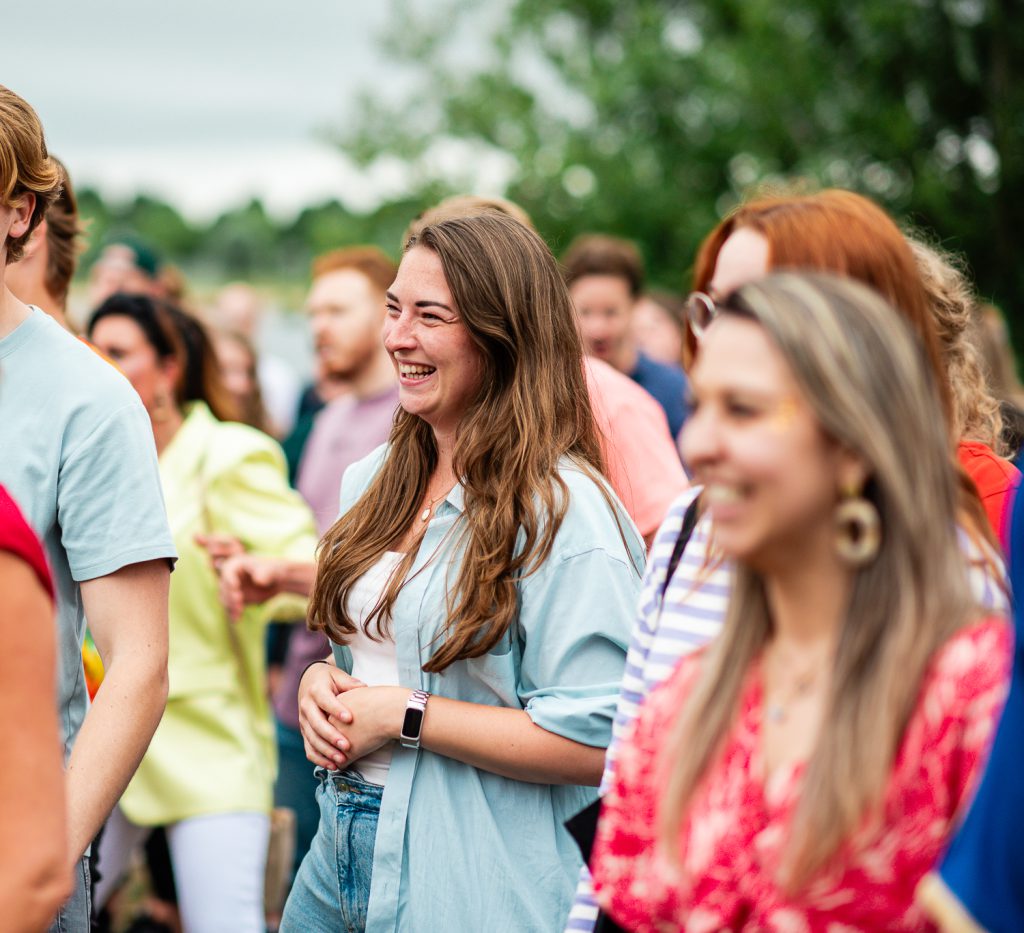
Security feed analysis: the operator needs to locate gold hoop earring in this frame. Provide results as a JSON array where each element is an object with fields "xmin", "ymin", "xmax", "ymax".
[{"xmin": 834, "ymin": 487, "xmax": 880, "ymax": 566}]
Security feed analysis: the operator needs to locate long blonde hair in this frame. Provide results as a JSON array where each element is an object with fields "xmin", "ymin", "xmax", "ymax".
[
  {"xmin": 660, "ymin": 273, "xmax": 979, "ymax": 889},
  {"xmin": 310, "ymin": 212, "xmax": 624, "ymax": 672}
]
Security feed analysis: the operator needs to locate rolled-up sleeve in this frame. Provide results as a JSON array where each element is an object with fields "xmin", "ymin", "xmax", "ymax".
[{"xmin": 517, "ymin": 546, "xmax": 639, "ymax": 747}]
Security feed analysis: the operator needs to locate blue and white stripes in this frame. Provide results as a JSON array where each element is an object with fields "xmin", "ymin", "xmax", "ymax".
[{"xmin": 566, "ymin": 485, "xmax": 730, "ymax": 931}]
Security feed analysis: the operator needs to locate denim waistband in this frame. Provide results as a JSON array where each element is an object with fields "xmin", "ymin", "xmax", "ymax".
[{"xmin": 315, "ymin": 767, "xmax": 384, "ymax": 806}]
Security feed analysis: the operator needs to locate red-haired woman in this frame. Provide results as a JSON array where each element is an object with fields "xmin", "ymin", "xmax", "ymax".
[{"xmin": 686, "ymin": 188, "xmax": 1017, "ymax": 548}]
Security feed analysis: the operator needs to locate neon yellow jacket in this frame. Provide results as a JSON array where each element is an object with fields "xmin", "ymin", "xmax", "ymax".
[{"xmin": 120, "ymin": 402, "xmax": 317, "ymax": 825}]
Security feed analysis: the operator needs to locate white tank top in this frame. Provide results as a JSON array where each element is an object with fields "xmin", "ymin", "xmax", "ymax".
[{"xmin": 344, "ymin": 551, "xmax": 403, "ymax": 785}]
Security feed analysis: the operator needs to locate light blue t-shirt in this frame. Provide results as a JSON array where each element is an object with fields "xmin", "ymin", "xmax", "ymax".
[
  {"xmin": 330, "ymin": 444, "xmax": 645, "ymax": 933},
  {"xmin": 0, "ymin": 307, "xmax": 176, "ymax": 757}
]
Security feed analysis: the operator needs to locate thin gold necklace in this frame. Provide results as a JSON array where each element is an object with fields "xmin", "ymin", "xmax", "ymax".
[
  {"xmin": 763, "ymin": 652, "xmax": 825, "ymax": 724},
  {"xmin": 419, "ymin": 486, "xmax": 454, "ymax": 523}
]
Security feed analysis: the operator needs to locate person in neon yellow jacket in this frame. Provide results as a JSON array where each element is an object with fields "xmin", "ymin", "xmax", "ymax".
[{"xmin": 87, "ymin": 293, "xmax": 317, "ymax": 933}]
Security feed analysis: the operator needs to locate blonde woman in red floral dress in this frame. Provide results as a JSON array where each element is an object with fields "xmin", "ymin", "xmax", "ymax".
[{"xmin": 591, "ymin": 274, "xmax": 1010, "ymax": 932}]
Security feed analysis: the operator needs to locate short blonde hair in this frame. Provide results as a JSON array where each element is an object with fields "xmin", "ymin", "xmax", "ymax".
[
  {"xmin": 0, "ymin": 85, "xmax": 61, "ymax": 263},
  {"xmin": 402, "ymin": 195, "xmax": 534, "ymax": 250}
]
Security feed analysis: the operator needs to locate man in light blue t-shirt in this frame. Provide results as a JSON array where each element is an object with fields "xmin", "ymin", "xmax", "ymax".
[{"xmin": 0, "ymin": 85, "xmax": 176, "ymax": 933}]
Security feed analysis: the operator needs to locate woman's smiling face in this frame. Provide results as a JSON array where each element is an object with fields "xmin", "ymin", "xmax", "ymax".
[
  {"xmin": 383, "ymin": 246, "xmax": 484, "ymax": 440},
  {"xmin": 682, "ymin": 314, "xmax": 848, "ymax": 572}
]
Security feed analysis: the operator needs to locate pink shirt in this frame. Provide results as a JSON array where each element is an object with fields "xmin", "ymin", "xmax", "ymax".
[
  {"xmin": 592, "ymin": 617, "xmax": 1011, "ymax": 932},
  {"xmin": 585, "ymin": 357, "xmax": 687, "ymax": 539}
]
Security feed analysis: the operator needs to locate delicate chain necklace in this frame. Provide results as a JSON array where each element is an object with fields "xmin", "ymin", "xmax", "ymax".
[
  {"xmin": 763, "ymin": 652, "xmax": 825, "ymax": 724},
  {"xmin": 419, "ymin": 486, "xmax": 454, "ymax": 523}
]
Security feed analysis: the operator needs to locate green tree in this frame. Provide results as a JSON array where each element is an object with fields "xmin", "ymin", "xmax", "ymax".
[
  {"xmin": 201, "ymin": 198, "xmax": 281, "ymax": 280},
  {"xmin": 339, "ymin": 0, "xmax": 1024, "ymax": 320}
]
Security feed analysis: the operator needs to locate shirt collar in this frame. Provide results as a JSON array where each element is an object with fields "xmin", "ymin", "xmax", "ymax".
[{"xmin": 443, "ymin": 480, "xmax": 466, "ymax": 515}]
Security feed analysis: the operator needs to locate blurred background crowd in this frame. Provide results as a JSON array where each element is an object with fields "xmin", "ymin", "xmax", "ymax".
[{"xmin": 5, "ymin": 1, "xmax": 1024, "ymax": 932}]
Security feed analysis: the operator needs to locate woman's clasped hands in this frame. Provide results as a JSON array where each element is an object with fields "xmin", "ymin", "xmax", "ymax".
[{"xmin": 297, "ymin": 661, "xmax": 412, "ymax": 770}]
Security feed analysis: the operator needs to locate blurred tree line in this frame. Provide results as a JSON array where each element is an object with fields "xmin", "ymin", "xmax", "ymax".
[
  {"xmin": 75, "ymin": 188, "xmax": 442, "ymax": 288},
  {"xmin": 79, "ymin": 0, "xmax": 1023, "ymax": 326},
  {"xmin": 339, "ymin": 0, "xmax": 1023, "ymax": 318}
]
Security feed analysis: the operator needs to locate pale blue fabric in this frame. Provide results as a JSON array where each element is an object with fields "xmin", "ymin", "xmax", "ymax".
[
  {"xmin": 319, "ymin": 444, "xmax": 643, "ymax": 933},
  {"xmin": 0, "ymin": 308, "xmax": 175, "ymax": 762}
]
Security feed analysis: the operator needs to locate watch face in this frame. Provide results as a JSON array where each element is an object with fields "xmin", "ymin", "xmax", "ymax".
[{"xmin": 402, "ymin": 707, "xmax": 425, "ymax": 739}]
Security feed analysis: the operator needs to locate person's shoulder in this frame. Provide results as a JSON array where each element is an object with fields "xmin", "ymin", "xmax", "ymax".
[
  {"xmin": 339, "ymin": 443, "xmax": 390, "ymax": 506},
  {"xmin": 20, "ymin": 326, "xmax": 150, "ymax": 452},
  {"xmin": 957, "ymin": 440, "xmax": 1019, "ymax": 485},
  {"xmin": 37, "ymin": 323, "xmax": 139, "ymax": 404},
  {"xmin": 0, "ymin": 485, "xmax": 53, "ymax": 597},
  {"xmin": 932, "ymin": 616, "xmax": 1011, "ymax": 676},
  {"xmin": 554, "ymin": 459, "xmax": 645, "ymax": 562},
  {"xmin": 20, "ymin": 314, "xmax": 114, "ymax": 379},
  {"xmin": 557, "ymin": 458, "xmax": 623, "ymax": 513},
  {"xmin": 587, "ymin": 355, "xmax": 672, "ymax": 421},
  {"xmin": 0, "ymin": 485, "xmax": 37, "ymax": 549},
  {"xmin": 312, "ymin": 392, "xmax": 358, "ymax": 429},
  {"xmin": 925, "ymin": 616, "xmax": 1012, "ymax": 711},
  {"xmin": 206, "ymin": 416, "xmax": 287, "ymax": 469},
  {"xmin": 638, "ymin": 644, "xmax": 707, "ymax": 729},
  {"xmin": 651, "ymin": 486, "xmax": 703, "ymax": 545},
  {"xmin": 634, "ymin": 352, "xmax": 687, "ymax": 389}
]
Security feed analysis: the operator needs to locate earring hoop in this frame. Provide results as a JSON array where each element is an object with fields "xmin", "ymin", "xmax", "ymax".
[{"xmin": 834, "ymin": 487, "xmax": 880, "ymax": 566}]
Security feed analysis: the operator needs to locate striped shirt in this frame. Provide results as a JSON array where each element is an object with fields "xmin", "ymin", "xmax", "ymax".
[
  {"xmin": 566, "ymin": 486, "xmax": 725, "ymax": 931},
  {"xmin": 565, "ymin": 486, "xmax": 1009, "ymax": 932}
]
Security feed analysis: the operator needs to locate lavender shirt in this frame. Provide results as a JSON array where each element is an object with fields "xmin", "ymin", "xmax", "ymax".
[{"xmin": 271, "ymin": 386, "xmax": 399, "ymax": 728}]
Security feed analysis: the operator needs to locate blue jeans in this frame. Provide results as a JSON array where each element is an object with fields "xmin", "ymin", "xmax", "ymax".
[
  {"xmin": 47, "ymin": 854, "xmax": 90, "ymax": 933},
  {"xmin": 280, "ymin": 769, "xmax": 382, "ymax": 933}
]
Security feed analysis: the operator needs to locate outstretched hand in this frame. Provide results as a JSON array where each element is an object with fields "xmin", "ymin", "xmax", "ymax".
[
  {"xmin": 194, "ymin": 533, "xmax": 245, "ymax": 572},
  {"xmin": 216, "ymin": 553, "xmax": 287, "ymax": 621}
]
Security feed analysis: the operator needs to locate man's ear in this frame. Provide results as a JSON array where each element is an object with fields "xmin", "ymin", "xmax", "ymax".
[
  {"xmin": 19, "ymin": 218, "xmax": 47, "ymax": 259},
  {"xmin": 8, "ymin": 192, "xmax": 36, "ymax": 240}
]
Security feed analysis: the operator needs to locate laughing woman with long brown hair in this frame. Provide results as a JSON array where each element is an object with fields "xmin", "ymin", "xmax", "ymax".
[{"xmin": 279, "ymin": 212, "xmax": 644, "ymax": 932}]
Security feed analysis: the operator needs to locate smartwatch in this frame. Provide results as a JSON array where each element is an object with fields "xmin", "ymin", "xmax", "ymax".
[{"xmin": 400, "ymin": 690, "xmax": 431, "ymax": 749}]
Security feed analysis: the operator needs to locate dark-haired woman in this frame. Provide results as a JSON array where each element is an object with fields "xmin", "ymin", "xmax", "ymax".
[
  {"xmin": 278, "ymin": 213, "xmax": 643, "ymax": 932},
  {"xmin": 87, "ymin": 295, "xmax": 317, "ymax": 933}
]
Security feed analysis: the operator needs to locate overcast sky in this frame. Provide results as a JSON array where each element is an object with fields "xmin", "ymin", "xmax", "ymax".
[{"xmin": 6, "ymin": 0, "xmax": 427, "ymax": 219}]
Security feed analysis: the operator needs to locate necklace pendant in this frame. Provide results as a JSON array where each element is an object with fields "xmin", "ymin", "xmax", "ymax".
[{"xmin": 420, "ymin": 507, "xmax": 431, "ymax": 523}]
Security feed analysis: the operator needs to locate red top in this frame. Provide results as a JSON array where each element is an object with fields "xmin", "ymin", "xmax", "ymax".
[
  {"xmin": 0, "ymin": 485, "xmax": 54, "ymax": 599},
  {"xmin": 592, "ymin": 617, "xmax": 1011, "ymax": 932},
  {"xmin": 958, "ymin": 440, "xmax": 1019, "ymax": 549}
]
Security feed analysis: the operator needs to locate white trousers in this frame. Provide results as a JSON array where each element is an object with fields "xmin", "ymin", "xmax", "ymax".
[{"xmin": 95, "ymin": 806, "xmax": 269, "ymax": 933}]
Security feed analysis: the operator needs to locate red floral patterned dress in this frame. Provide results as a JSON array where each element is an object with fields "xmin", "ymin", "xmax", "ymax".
[{"xmin": 592, "ymin": 617, "xmax": 1011, "ymax": 932}]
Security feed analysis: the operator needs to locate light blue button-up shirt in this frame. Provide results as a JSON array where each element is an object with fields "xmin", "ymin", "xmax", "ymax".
[{"xmin": 330, "ymin": 445, "xmax": 645, "ymax": 932}]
